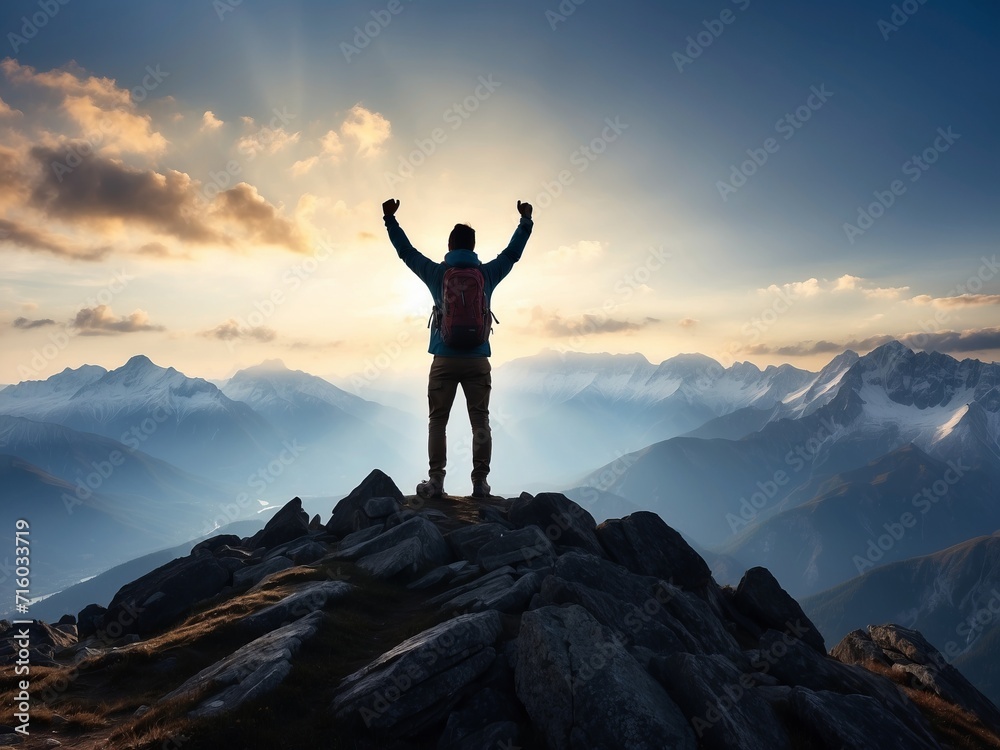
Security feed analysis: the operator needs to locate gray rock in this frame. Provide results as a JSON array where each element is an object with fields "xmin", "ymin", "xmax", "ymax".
[
  {"xmin": 733, "ymin": 567, "xmax": 825, "ymax": 653},
  {"xmin": 233, "ymin": 556, "xmax": 295, "ymax": 589},
  {"xmin": 337, "ymin": 523, "xmax": 385, "ymax": 550},
  {"xmin": 162, "ymin": 610, "xmax": 325, "ymax": 717},
  {"xmin": 514, "ymin": 604, "xmax": 696, "ymax": 750},
  {"xmin": 427, "ymin": 566, "xmax": 516, "ymax": 607},
  {"xmin": 250, "ymin": 496, "xmax": 310, "ymax": 551},
  {"xmin": 364, "ymin": 496, "xmax": 402, "ymax": 519},
  {"xmin": 508, "ymin": 492, "xmax": 604, "ymax": 557},
  {"xmin": 266, "ymin": 538, "xmax": 328, "ymax": 565},
  {"xmin": 337, "ymin": 517, "xmax": 451, "ymax": 573},
  {"xmin": 438, "ymin": 687, "xmax": 524, "ymax": 750},
  {"xmin": 327, "ymin": 469, "xmax": 405, "ymax": 538},
  {"xmin": 241, "ymin": 581, "xmax": 353, "ymax": 635},
  {"xmin": 757, "ymin": 629, "xmax": 940, "ymax": 746},
  {"xmin": 789, "ymin": 688, "xmax": 942, "ymax": 750},
  {"xmin": 332, "ymin": 610, "xmax": 503, "ymax": 736},
  {"xmin": 830, "ymin": 628, "xmax": 892, "ymax": 668},
  {"xmin": 406, "ymin": 561, "xmax": 472, "ymax": 591},
  {"xmin": 77, "ymin": 604, "xmax": 106, "ymax": 639},
  {"xmin": 356, "ymin": 536, "xmax": 451, "ymax": 582},
  {"xmin": 476, "ymin": 526, "xmax": 554, "ymax": 571},
  {"xmin": 865, "ymin": 624, "xmax": 1000, "ymax": 732},
  {"xmin": 445, "ymin": 523, "xmax": 507, "ymax": 563},
  {"xmin": 650, "ymin": 652, "xmax": 792, "ymax": 750},
  {"xmin": 596, "ymin": 511, "xmax": 712, "ymax": 591},
  {"xmin": 192, "ymin": 534, "xmax": 242, "ymax": 556},
  {"xmin": 104, "ymin": 554, "xmax": 231, "ymax": 636}
]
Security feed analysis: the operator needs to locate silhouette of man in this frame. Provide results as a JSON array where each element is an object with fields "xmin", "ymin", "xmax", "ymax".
[{"xmin": 382, "ymin": 198, "xmax": 533, "ymax": 499}]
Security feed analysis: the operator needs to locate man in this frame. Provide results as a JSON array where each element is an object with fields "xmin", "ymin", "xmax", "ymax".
[{"xmin": 382, "ymin": 198, "xmax": 533, "ymax": 499}]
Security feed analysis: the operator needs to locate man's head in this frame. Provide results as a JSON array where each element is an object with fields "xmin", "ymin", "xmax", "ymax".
[{"xmin": 448, "ymin": 224, "xmax": 475, "ymax": 251}]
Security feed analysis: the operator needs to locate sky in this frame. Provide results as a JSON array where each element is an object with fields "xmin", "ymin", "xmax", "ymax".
[{"xmin": 1, "ymin": 0, "xmax": 998, "ymax": 387}]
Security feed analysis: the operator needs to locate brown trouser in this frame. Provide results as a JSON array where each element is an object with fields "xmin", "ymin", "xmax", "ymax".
[{"xmin": 427, "ymin": 355, "xmax": 491, "ymax": 483}]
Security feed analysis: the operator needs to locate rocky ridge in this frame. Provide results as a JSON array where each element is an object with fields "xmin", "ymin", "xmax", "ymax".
[{"xmin": 1, "ymin": 468, "xmax": 999, "ymax": 749}]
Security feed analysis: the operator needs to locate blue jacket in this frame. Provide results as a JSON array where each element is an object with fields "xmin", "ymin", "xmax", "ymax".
[{"xmin": 385, "ymin": 214, "xmax": 533, "ymax": 357}]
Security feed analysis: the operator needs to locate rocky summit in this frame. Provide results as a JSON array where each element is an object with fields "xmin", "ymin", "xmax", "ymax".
[{"xmin": 2, "ymin": 469, "xmax": 1000, "ymax": 749}]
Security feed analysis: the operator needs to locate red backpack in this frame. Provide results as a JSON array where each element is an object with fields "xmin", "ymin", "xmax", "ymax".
[{"xmin": 435, "ymin": 267, "xmax": 497, "ymax": 348}]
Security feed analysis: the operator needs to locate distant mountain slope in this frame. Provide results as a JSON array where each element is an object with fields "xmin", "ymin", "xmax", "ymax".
[
  {"xmin": 719, "ymin": 443, "xmax": 999, "ymax": 596},
  {"xmin": 584, "ymin": 342, "xmax": 1000, "ymax": 548},
  {"xmin": 802, "ymin": 533, "xmax": 1000, "ymax": 706},
  {"xmin": 0, "ymin": 355, "xmax": 284, "ymax": 482},
  {"xmin": 0, "ymin": 454, "xmax": 207, "ymax": 609},
  {"xmin": 26, "ymin": 519, "xmax": 263, "ymax": 623}
]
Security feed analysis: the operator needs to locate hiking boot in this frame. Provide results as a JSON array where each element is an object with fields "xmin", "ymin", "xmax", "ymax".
[
  {"xmin": 416, "ymin": 478, "xmax": 444, "ymax": 499},
  {"xmin": 471, "ymin": 479, "xmax": 491, "ymax": 499}
]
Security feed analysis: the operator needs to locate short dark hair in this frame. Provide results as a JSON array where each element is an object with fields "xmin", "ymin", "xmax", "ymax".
[{"xmin": 448, "ymin": 224, "xmax": 475, "ymax": 251}]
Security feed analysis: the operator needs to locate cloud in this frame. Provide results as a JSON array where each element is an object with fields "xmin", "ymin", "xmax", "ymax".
[
  {"xmin": 236, "ymin": 121, "xmax": 299, "ymax": 158},
  {"xmin": 911, "ymin": 294, "xmax": 1000, "ymax": 307},
  {"xmin": 0, "ymin": 96, "xmax": 22, "ymax": 118},
  {"xmin": 739, "ymin": 328, "xmax": 1000, "ymax": 357},
  {"xmin": 213, "ymin": 183, "xmax": 309, "ymax": 253},
  {"xmin": 290, "ymin": 156, "xmax": 319, "ymax": 176},
  {"xmin": 0, "ymin": 217, "xmax": 110, "ymax": 260},
  {"xmin": 25, "ymin": 148, "xmax": 307, "ymax": 253},
  {"xmin": 201, "ymin": 111, "xmax": 224, "ymax": 131},
  {"xmin": 2, "ymin": 59, "xmax": 167, "ymax": 156},
  {"xmin": 12, "ymin": 317, "xmax": 55, "ymax": 329},
  {"xmin": 201, "ymin": 319, "xmax": 276, "ymax": 342},
  {"xmin": 340, "ymin": 105, "xmax": 391, "ymax": 156},
  {"xmin": 531, "ymin": 306, "xmax": 659, "ymax": 337},
  {"xmin": 678, "ymin": 317, "xmax": 699, "ymax": 328},
  {"xmin": 136, "ymin": 241, "xmax": 191, "ymax": 260},
  {"xmin": 759, "ymin": 278, "xmax": 821, "ymax": 298},
  {"xmin": 29, "ymin": 144, "xmax": 219, "ymax": 242},
  {"xmin": 72, "ymin": 305, "xmax": 165, "ymax": 335}
]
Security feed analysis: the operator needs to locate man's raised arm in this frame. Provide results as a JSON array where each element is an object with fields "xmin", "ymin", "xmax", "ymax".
[
  {"xmin": 483, "ymin": 200, "xmax": 533, "ymax": 285},
  {"xmin": 382, "ymin": 198, "xmax": 435, "ymax": 281}
]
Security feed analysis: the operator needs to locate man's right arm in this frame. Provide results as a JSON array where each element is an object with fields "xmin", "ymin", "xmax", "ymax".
[
  {"xmin": 483, "ymin": 201, "xmax": 533, "ymax": 285},
  {"xmin": 383, "ymin": 199, "xmax": 436, "ymax": 282}
]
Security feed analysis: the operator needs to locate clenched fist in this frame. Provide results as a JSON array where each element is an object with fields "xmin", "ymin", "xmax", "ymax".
[
  {"xmin": 517, "ymin": 200, "xmax": 532, "ymax": 218},
  {"xmin": 382, "ymin": 198, "xmax": 400, "ymax": 217}
]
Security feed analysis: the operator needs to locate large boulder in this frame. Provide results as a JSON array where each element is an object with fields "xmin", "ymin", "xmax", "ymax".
[
  {"xmin": 476, "ymin": 526, "xmax": 555, "ymax": 571},
  {"xmin": 507, "ymin": 492, "xmax": 604, "ymax": 558},
  {"xmin": 857, "ymin": 624, "xmax": 1000, "ymax": 733},
  {"xmin": 336, "ymin": 516, "xmax": 452, "ymax": 581},
  {"xmin": 104, "ymin": 553, "xmax": 231, "ymax": 636},
  {"xmin": 596, "ymin": 511, "xmax": 712, "ymax": 591},
  {"xmin": 732, "ymin": 567, "xmax": 825, "ymax": 653},
  {"xmin": 788, "ymin": 688, "xmax": 941, "ymax": 750},
  {"xmin": 240, "ymin": 581, "xmax": 353, "ymax": 635},
  {"xmin": 162, "ymin": 610, "xmax": 325, "ymax": 718},
  {"xmin": 332, "ymin": 610, "xmax": 503, "ymax": 736},
  {"xmin": 250, "ymin": 497, "xmax": 310, "ymax": 551},
  {"xmin": 77, "ymin": 603, "xmax": 108, "ymax": 639},
  {"xmin": 650, "ymin": 652, "xmax": 792, "ymax": 750},
  {"xmin": 514, "ymin": 604, "xmax": 696, "ymax": 750},
  {"xmin": 327, "ymin": 469, "xmax": 405, "ymax": 538}
]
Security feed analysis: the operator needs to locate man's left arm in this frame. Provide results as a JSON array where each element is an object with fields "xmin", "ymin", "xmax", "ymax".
[{"xmin": 483, "ymin": 201, "xmax": 533, "ymax": 285}]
